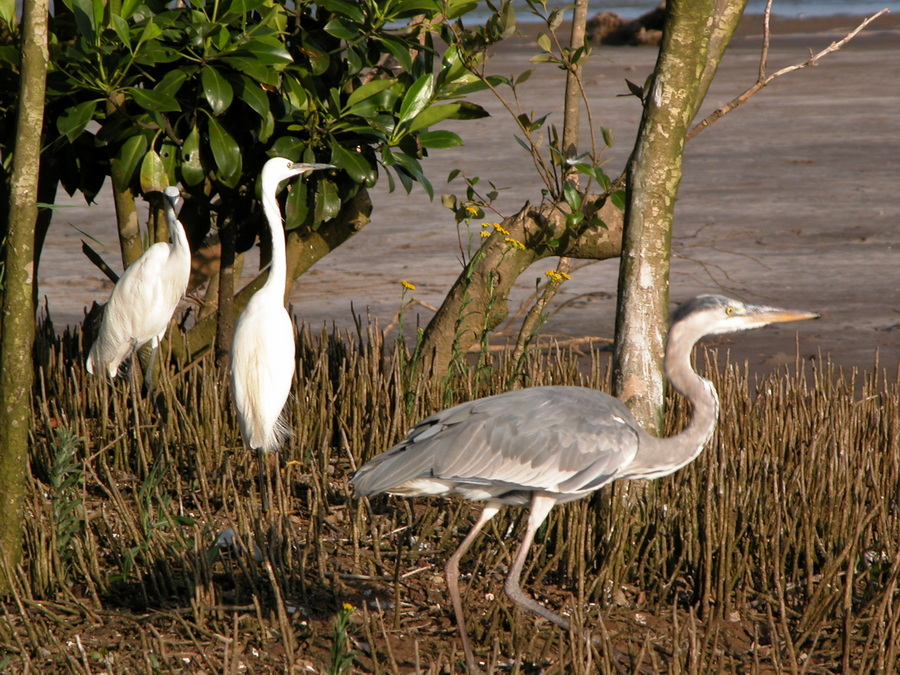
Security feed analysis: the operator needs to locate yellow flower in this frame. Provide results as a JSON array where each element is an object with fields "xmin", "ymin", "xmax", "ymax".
[
  {"xmin": 504, "ymin": 237, "xmax": 526, "ymax": 250},
  {"xmin": 493, "ymin": 224, "xmax": 510, "ymax": 236},
  {"xmin": 465, "ymin": 205, "xmax": 479, "ymax": 215},
  {"xmin": 342, "ymin": 602, "xmax": 355, "ymax": 612},
  {"xmin": 479, "ymin": 231, "xmax": 491, "ymax": 238},
  {"xmin": 401, "ymin": 280, "xmax": 416, "ymax": 291},
  {"xmin": 546, "ymin": 270, "xmax": 571, "ymax": 282},
  {"xmin": 545, "ymin": 269, "xmax": 571, "ymax": 283},
  {"xmin": 480, "ymin": 222, "xmax": 491, "ymax": 228}
]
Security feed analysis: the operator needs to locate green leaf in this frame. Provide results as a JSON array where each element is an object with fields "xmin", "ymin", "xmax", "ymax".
[
  {"xmin": 155, "ymin": 69, "xmax": 187, "ymax": 97},
  {"xmin": 180, "ymin": 126, "xmax": 205, "ymax": 187},
  {"xmin": 624, "ymin": 79, "xmax": 644, "ymax": 99},
  {"xmin": 417, "ymin": 130, "xmax": 464, "ymax": 149},
  {"xmin": 407, "ymin": 103, "xmax": 460, "ymax": 134},
  {"xmin": 601, "ymin": 126, "xmax": 614, "ymax": 148},
  {"xmin": 219, "ymin": 55, "xmax": 278, "ymax": 86},
  {"xmin": 447, "ymin": 101, "xmax": 489, "ymax": 121},
  {"xmin": 207, "ymin": 116, "xmax": 241, "ymax": 187},
  {"xmin": 398, "ymin": 74, "xmax": 434, "ymax": 124},
  {"xmin": 284, "ymin": 179, "xmax": 309, "ymax": 230},
  {"xmin": 111, "ymin": 14, "xmax": 130, "ymax": 48},
  {"xmin": 377, "ymin": 34, "xmax": 414, "ymax": 72},
  {"xmin": 317, "ymin": 0, "xmax": 364, "ymax": 21},
  {"xmin": 610, "ymin": 190, "xmax": 627, "ymax": 211},
  {"xmin": 392, "ymin": 153, "xmax": 432, "ymax": 199},
  {"xmin": 346, "ymin": 79, "xmax": 395, "ymax": 110},
  {"xmin": 324, "ymin": 17, "xmax": 360, "ymax": 41},
  {"xmin": 270, "ymin": 136, "xmax": 306, "ymax": 159},
  {"xmin": 233, "ymin": 40, "xmax": 291, "ymax": 67},
  {"xmin": 171, "ymin": 514, "xmax": 197, "ymax": 526},
  {"xmin": 234, "ymin": 75, "xmax": 270, "ymax": 119},
  {"xmin": 57, "ymin": 100, "xmax": 97, "ymax": 143},
  {"xmin": 444, "ymin": 0, "xmax": 478, "ymax": 20},
  {"xmin": 565, "ymin": 211, "xmax": 585, "ymax": 229},
  {"xmin": 119, "ymin": 0, "xmax": 142, "ymax": 20},
  {"xmin": 298, "ymin": 40, "xmax": 330, "ymax": 76},
  {"xmin": 314, "ymin": 178, "xmax": 341, "ymax": 222},
  {"xmin": 201, "ymin": 66, "xmax": 234, "ymax": 116},
  {"xmin": 563, "ymin": 180, "xmax": 582, "ymax": 211},
  {"xmin": 111, "ymin": 134, "xmax": 148, "ymax": 192},
  {"xmin": 329, "ymin": 139, "xmax": 375, "ymax": 184},
  {"xmin": 283, "ymin": 77, "xmax": 309, "ymax": 112},
  {"xmin": 129, "ymin": 88, "xmax": 180, "ymax": 113},
  {"xmin": 0, "ymin": 0, "xmax": 16, "ymax": 28},
  {"xmin": 537, "ymin": 33, "xmax": 552, "ymax": 53},
  {"xmin": 140, "ymin": 149, "xmax": 168, "ymax": 193},
  {"xmin": 65, "ymin": 0, "xmax": 96, "ymax": 45},
  {"xmin": 158, "ymin": 139, "xmax": 178, "ymax": 184},
  {"xmin": 135, "ymin": 20, "xmax": 162, "ymax": 51}
]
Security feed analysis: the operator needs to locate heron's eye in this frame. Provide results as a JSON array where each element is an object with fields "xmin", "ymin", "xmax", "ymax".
[{"xmin": 725, "ymin": 306, "xmax": 735, "ymax": 316}]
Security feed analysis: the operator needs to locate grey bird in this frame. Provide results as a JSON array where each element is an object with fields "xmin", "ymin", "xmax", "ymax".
[{"xmin": 351, "ymin": 295, "xmax": 819, "ymax": 673}]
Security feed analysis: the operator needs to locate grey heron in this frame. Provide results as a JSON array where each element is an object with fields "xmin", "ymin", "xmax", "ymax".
[
  {"xmin": 87, "ymin": 186, "xmax": 190, "ymax": 385},
  {"xmin": 351, "ymin": 294, "xmax": 818, "ymax": 672},
  {"xmin": 230, "ymin": 158, "xmax": 333, "ymax": 511}
]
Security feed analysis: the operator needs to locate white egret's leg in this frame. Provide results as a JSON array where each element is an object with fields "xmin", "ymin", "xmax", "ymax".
[
  {"xmin": 445, "ymin": 502, "xmax": 501, "ymax": 675},
  {"xmin": 144, "ymin": 335, "xmax": 161, "ymax": 392},
  {"xmin": 257, "ymin": 448, "xmax": 272, "ymax": 513}
]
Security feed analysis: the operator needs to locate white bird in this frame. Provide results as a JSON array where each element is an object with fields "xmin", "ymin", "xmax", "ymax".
[
  {"xmin": 351, "ymin": 295, "xmax": 818, "ymax": 673},
  {"xmin": 230, "ymin": 158, "xmax": 333, "ymax": 511},
  {"xmin": 87, "ymin": 186, "xmax": 190, "ymax": 383}
]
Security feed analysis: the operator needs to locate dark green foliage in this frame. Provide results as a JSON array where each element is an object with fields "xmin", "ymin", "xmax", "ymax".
[{"xmin": 0, "ymin": 0, "xmax": 490, "ymax": 256}]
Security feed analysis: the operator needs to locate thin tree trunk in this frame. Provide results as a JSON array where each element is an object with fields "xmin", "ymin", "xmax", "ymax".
[
  {"xmin": 107, "ymin": 93, "xmax": 145, "ymax": 268},
  {"xmin": 561, "ymin": 0, "xmax": 589, "ymax": 160},
  {"xmin": 215, "ymin": 214, "xmax": 237, "ymax": 368},
  {"xmin": 0, "ymin": 0, "xmax": 49, "ymax": 588},
  {"xmin": 613, "ymin": 0, "xmax": 746, "ymax": 434}
]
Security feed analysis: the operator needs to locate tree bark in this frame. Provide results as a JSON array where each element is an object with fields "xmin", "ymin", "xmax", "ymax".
[
  {"xmin": 613, "ymin": 0, "xmax": 746, "ymax": 434},
  {"xmin": 416, "ymin": 196, "xmax": 623, "ymax": 380},
  {"xmin": 0, "ymin": 0, "xmax": 49, "ymax": 588},
  {"xmin": 215, "ymin": 214, "xmax": 237, "ymax": 368}
]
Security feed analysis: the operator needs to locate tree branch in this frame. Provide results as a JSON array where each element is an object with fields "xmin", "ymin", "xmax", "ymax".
[{"xmin": 687, "ymin": 9, "xmax": 890, "ymax": 141}]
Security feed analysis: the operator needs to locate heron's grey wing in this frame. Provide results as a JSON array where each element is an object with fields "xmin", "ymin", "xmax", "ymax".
[{"xmin": 351, "ymin": 386, "xmax": 642, "ymax": 498}]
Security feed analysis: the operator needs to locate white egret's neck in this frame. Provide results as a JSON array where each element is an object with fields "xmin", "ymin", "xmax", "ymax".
[
  {"xmin": 260, "ymin": 175, "xmax": 289, "ymax": 298},
  {"xmin": 163, "ymin": 197, "xmax": 190, "ymax": 256}
]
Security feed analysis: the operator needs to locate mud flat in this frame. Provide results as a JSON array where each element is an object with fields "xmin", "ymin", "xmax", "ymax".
[{"xmin": 41, "ymin": 12, "xmax": 900, "ymax": 374}]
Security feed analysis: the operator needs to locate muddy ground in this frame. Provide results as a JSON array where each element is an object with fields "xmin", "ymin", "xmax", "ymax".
[{"xmin": 39, "ymin": 12, "xmax": 900, "ymax": 375}]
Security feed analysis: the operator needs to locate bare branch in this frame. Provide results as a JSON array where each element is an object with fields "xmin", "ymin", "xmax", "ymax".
[{"xmin": 687, "ymin": 9, "xmax": 890, "ymax": 141}]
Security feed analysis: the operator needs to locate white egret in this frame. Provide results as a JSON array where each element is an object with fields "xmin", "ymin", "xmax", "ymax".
[
  {"xmin": 352, "ymin": 295, "xmax": 818, "ymax": 673},
  {"xmin": 87, "ymin": 186, "xmax": 190, "ymax": 384},
  {"xmin": 230, "ymin": 158, "xmax": 333, "ymax": 511}
]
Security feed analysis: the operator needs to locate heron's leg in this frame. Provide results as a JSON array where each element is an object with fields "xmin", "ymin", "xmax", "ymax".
[
  {"xmin": 503, "ymin": 494, "xmax": 570, "ymax": 631},
  {"xmin": 446, "ymin": 502, "xmax": 501, "ymax": 675}
]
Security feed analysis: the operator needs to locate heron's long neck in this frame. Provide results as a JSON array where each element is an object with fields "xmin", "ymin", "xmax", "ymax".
[
  {"xmin": 261, "ymin": 181, "xmax": 287, "ymax": 299},
  {"xmin": 628, "ymin": 323, "xmax": 719, "ymax": 480}
]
